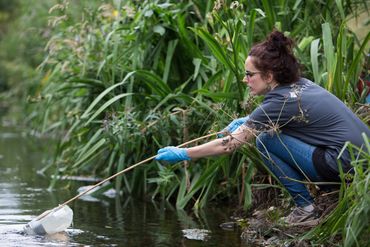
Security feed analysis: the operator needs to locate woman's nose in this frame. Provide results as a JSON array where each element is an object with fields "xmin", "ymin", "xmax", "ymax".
[{"xmin": 242, "ymin": 76, "xmax": 249, "ymax": 83}]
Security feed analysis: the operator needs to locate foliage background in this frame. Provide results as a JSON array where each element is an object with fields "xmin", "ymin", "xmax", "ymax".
[{"xmin": 0, "ymin": 0, "xmax": 369, "ymax": 245}]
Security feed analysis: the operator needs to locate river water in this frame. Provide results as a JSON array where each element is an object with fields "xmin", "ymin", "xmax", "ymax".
[{"xmin": 0, "ymin": 125, "xmax": 248, "ymax": 246}]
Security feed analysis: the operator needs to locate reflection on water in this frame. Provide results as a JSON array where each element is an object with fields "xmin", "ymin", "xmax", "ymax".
[{"xmin": 0, "ymin": 126, "xmax": 247, "ymax": 246}]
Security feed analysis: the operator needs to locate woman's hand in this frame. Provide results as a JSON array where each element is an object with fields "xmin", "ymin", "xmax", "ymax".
[
  {"xmin": 155, "ymin": 146, "xmax": 190, "ymax": 163},
  {"xmin": 218, "ymin": 116, "xmax": 249, "ymax": 137}
]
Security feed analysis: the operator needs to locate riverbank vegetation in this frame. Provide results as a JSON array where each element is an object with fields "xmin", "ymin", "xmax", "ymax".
[{"xmin": 1, "ymin": 0, "xmax": 369, "ymax": 245}]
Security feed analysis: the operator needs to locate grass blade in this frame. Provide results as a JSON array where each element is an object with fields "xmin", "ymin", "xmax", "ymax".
[
  {"xmin": 310, "ymin": 38, "xmax": 321, "ymax": 84},
  {"xmin": 81, "ymin": 71, "xmax": 135, "ymax": 119},
  {"xmin": 84, "ymin": 93, "xmax": 134, "ymax": 126}
]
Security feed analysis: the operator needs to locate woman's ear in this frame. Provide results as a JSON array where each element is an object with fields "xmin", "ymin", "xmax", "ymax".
[{"xmin": 266, "ymin": 72, "xmax": 274, "ymax": 83}]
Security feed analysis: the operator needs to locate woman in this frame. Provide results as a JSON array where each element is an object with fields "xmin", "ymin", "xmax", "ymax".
[{"xmin": 155, "ymin": 31, "xmax": 370, "ymax": 225}]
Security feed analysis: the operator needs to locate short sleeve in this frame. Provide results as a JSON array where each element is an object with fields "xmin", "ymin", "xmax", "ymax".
[{"xmin": 245, "ymin": 99, "xmax": 300, "ymax": 132}]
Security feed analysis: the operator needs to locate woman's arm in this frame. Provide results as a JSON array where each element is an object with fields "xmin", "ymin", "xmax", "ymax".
[{"xmin": 186, "ymin": 125, "xmax": 255, "ymax": 159}]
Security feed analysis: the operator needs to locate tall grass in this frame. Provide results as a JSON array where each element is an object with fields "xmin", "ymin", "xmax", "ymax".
[
  {"xmin": 300, "ymin": 134, "xmax": 370, "ymax": 246},
  {"xmin": 312, "ymin": 22, "xmax": 370, "ymax": 103}
]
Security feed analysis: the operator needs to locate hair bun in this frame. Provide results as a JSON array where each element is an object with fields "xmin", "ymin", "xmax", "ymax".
[
  {"xmin": 248, "ymin": 30, "xmax": 300, "ymax": 84},
  {"xmin": 267, "ymin": 30, "xmax": 294, "ymax": 54}
]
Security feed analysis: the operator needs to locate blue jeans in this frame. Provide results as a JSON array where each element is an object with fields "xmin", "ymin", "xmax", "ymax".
[{"xmin": 256, "ymin": 132, "xmax": 322, "ymax": 207}]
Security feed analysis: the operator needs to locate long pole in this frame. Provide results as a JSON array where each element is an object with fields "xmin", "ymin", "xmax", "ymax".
[{"xmin": 36, "ymin": 131, "xmax": 221, "ymax": 220}]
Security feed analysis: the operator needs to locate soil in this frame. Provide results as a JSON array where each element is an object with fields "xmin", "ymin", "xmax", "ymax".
[{"xmin": 229, "ymin": 187, "xmax": 340, "ymax": 246}]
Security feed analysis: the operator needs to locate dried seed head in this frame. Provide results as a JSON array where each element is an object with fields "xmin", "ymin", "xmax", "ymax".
[
  {"xmin": 213, "ymin": 0, "xmax": 225, "ymax": 11},
  {"xmin": 230, "ymin": 1, "xmax": 240, "ymax": 10}
]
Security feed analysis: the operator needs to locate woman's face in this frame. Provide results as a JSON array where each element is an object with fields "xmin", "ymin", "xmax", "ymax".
[{"xmin": 243, "ymin": 56, "xmax": 273, "ymax": 96}]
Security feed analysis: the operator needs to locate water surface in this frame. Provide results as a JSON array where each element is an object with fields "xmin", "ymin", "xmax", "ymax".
[{"xmin": 0, "ymin": 125, "xmax": 247, "ymax": 246}]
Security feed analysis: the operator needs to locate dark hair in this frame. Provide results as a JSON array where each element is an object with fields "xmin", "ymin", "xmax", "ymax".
[{"xmin": 249, "ymin": 31, "xmax": 300, "ymax": 85}]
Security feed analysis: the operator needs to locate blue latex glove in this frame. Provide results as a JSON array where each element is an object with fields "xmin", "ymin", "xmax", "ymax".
[
  {"xmin": 155, "ymin": 146, "xmax": 190, "ymax": 163},
  {"xmin": 218, "ymin": 116, "xmax": 249, "ymax": 137}
]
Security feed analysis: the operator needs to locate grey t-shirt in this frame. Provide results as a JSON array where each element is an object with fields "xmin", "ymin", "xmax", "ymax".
[{"xmin": 246, "ymin": 78, "xmax": 370, "ymax": 180}]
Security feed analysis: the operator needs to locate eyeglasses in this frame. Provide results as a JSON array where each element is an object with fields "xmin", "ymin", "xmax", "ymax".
[{"xmin": 245, "ymin": 70, "xmax": 261, "ymax": 79}]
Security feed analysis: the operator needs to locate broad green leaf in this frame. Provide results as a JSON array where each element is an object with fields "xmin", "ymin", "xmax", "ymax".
[
  {"xmin": 192, "ymin": 28, "xmax": 236, "ymax": 73},
  {"xmin": 72, "ymin": 138, "xmax": 107, "ymax": 168},
  {"xmin": 153, "ymin": 25, "xmax": 166, "ymax": 36},
  {"xmin": 254, "ymin": 8, "xmax": 266, "ymax": 17},
  {"xmin": 76, "ymin": 128, "xmax": 104, "ymax": 160},
  {"xmin": 195, "ymin": 89, "xmax": 238, "ymax": 101},
  {"xmin": 310, "ymin": 38, "xmax": 321, "ymax": 84},
  {"xmin": 67, "ymin": 78, "xmax": 105, "ymax": 88},
  {"xmin": 192, "ymin": 58, "xmax": 202, "ymax": 81},
  {"xmin": 81, "ymin": 71, "xmax": 135, "ymax": 119},
  {"xmin": 298, "ymin": 36, "xmax": 314, "ymax": 50},
  {"xmin": 322, "ymin": 23, "xmax": 335, "ymax": 91},
  {"xmin": 248, "ymin": 9, "xmax": 257, "ymax": 48},
  {"xmin": 135, "ymin": 70, "xmax": 172, "ymax": 96},
  {"xmin": 84, "ymin": 93, "xmax": 134, "ymax": 126},
  {"xmin": 163, "ymin": 39, "xmax": 178, "ymax": 83},
  {"xmin": 346, "ymin": 31, "xmax": 370, "ymax": 91}
]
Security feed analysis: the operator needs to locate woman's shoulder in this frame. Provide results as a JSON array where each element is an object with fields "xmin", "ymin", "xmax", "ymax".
[
  {"xmin": 295, "ymin": 78, "xmax": 319, "ymax": 89},
  {"xmin": 266, "ymin": 78, "xmax": 311, "ymax": 99}
]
